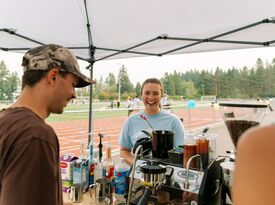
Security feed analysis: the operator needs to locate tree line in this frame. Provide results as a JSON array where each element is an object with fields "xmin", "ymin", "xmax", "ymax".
[
  {"xmin": 93, "ymin": 58, "xmax": 275, "ymax": 100},
  {"xmin": 0, "ymin": 61, "xmax": 20, "ymax": 101},
  {"xmin": 1, "ymin": 58, "xmax": 275, "ymax": 101}
]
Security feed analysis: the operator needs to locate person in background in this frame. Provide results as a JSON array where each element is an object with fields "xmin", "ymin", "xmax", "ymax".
[
  {"xmin": 126, "ymin": 96, "xmax": 134, "ymax": 116},
  {"xmin": 119, "ymin": 78, "xmax": 185, "ymax": 165},
  {"xmin": 133, "ymin": 95, "xmax": 140, "ymax": 113},
  {"xmin": 161, "ymin": 93, "xmax": 169, "ymax": 107},
  {"xmin": 0, "ymin": 44, "xmax": 94, "ymax": 205},
  {"xmin": 266, "ymin": 97, "xmax": 273, "ymax": 111},
  {"xmin": 233, "ymin": 124, "xmax": 275, "ymax": 205}
]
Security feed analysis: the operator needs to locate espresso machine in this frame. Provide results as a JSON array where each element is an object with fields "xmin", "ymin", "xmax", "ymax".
[{"xmin": 128, "ymin": 142, "xmax": 225, "ymax": 205}]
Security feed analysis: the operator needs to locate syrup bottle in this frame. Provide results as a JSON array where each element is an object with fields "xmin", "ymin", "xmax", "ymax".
[
  {"xmin": 102, "ymin": 135, "xmax": 114, "ymax": 182},
  {"xmin": 196, "ymin": 134, "xmax": 209, "ymax": 169},
  {"xmin": 183, "ymin": 131, "xmax": 197, "ymax": 168}
]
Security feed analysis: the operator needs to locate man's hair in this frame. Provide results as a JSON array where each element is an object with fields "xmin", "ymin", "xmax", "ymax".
[
  {"xmin": 21, "ymin": 69, "xmax": 68, "ymax": 89},
  {"xmin": 140, "ymin": 78, "xmax": 164, "ymax": 96}
]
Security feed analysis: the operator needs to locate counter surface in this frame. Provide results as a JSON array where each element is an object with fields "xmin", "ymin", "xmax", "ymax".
[{"xmin": 63, "ymin": 191, "xmax": 95, "ymax": 205}]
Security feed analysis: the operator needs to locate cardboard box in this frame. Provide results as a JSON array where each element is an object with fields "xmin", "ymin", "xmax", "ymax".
[{"xmin": 60, "ymin": 154, "xmax": 78, "ymax": 192}]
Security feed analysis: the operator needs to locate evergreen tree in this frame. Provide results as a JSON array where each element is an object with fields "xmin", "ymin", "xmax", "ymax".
[
  {"xmin": 118, "ymin": 65, "xmax": 134, "ymax": 94},
  {"xmin": 214, "ymin": 67, "xmax": 223, "ymax": 98},
  {"xmin": 0, "ymin": 61, "xmax": 19, "ymax": 100},
  {"xmin": 248, "ymin": 68, "xmax": 259, "ymax": 98},
  {"xmin": 254, "ymin": 58, "xmax": 266, "ymax": 97},
  {"xmin": 161, "ymin": 73, "xmax": 175, "ymax": 95},
  {"xmin": 268, "ymin": 58, "xmax": 275, "ymax": 96},
  {"xmin": 183, "ymin": 80, "xmax": 197, "ymax": 98},
  {"xmin": 135, "ymin": 82, "xmax": 141, "ymax": 96},
  {"xmin": 173, "ymin": 71, "xmax": 184, "ymax": 96},
  {"xmin": 239, "ymin": 66, "xmax": 250, "ymax": 98},
  {"xmin": 105, "ymin": 73, "xmax": 116, "ymax": 86},
  {"xmin": 93, "ymin": 76, "xmax": 106, "ymax": 99}
]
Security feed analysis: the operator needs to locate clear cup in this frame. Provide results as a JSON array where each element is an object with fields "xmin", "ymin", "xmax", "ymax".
[{"xmin": 206, "ymin": 133, "xmax": 217, "ymax": 162}]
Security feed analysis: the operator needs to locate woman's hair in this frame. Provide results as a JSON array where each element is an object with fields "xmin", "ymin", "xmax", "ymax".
[
  {"xmin": 140, "ymin": 78, "xmax": 164, "ymax": 96},
  {"xmin": 21, "ymin": 69, "xmax": 69, "ymax": 89}
]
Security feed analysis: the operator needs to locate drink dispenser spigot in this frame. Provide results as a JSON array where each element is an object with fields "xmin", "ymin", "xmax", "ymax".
[{"xmin": 98, "ymin": 133, "xmax": 104, "ymax": 162}]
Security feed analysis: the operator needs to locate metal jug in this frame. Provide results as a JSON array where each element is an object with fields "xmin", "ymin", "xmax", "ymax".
[
  {"xmin": 152, "ymin": 130, "xmax": 174, "ymax": 158},
  {"xmin": 67, "ymin": 184, "xmax": 83, "ymax": 203},
  {"xmin": 90, "ymin": 178, "xmax": 112, "ymax": 204}
]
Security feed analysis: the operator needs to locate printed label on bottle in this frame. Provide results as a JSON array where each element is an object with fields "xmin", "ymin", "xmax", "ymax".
[
  {"xmin": 114, "ymin": 170, "xmax": 129, "ymax": 195},
  {"xmin": 73, "ymin": 168, "xmax": 82, "ymax": 184},
  {"xmin": 89, "ymin": 163, "xmax": 95, "ymax": 185}
]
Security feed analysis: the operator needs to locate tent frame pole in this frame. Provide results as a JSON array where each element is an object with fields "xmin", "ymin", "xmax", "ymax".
[
  {"xmin": 1, "ymin": 18, "xmax": 275, "ymax": 60},
  {"xmin": 1, "ymin": 17, "xmax": 275, "ymax": 143},
  {"xmin": 83, "ymin": 0, "xmax": 95, "ymax": 145}
]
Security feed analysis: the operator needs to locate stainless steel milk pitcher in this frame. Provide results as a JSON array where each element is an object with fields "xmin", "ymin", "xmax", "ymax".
[
  {"xmin": 67, "ymin": 184, "xmax": 83, "ymax": 203},
  {"xmin": 89, "ymin": 178, "xmax": 112, "ymax": 203}
]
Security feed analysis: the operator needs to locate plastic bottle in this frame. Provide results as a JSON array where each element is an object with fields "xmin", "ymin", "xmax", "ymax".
[
  {"xmin": 72, "ymin": 159, "xmax": 88, "ymax": 192},
  {"xmin": 106, "ymin": 136, "xmax": 114, "ymax": 182},
  {"xmin": 114, "ymin": 158, "xmax": 130, "ymax": 205},
  {"xmin": 88, "ymin": 133, "xmax": 94, "ymax": 186},
  {"xmin": 79, "ymin": 131, "xmax": 86, "ymax": 159},
  {"xmin": 102, "ymin": 136, "xmax": 114, "ymax": 182},
  {"xmin": 101, "ymin": 153, "xmax": 107, "ymax": 179},
  {"xmin": 106, "ymin": 135, "xmax": 111, "ymax": 161},
  {"xmin": 93, "ymin": 149, "xmax": 102, "ymax": 183},
  {"xmin": 77, "ymin": 132, "xmax": 89, "ymax": 191},
  {"xmin": 88, "ymin": 132, "xmax": 93, "ymax": 163}
]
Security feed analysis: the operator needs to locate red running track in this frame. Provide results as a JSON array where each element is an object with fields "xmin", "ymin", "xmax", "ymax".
[{"xmin": 49, "ymin": 106, "xmax": 223, "ymax": 157}]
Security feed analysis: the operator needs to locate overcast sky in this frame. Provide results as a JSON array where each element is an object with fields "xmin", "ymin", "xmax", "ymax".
[{"xmin": 1, "ymin": 46, "xmax": 275, "ymax": 85}]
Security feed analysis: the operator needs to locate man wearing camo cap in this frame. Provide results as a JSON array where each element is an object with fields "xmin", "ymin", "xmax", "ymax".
[{"xmin": 0, "ymin": 44, "xmax": 94, "ymax": 205}]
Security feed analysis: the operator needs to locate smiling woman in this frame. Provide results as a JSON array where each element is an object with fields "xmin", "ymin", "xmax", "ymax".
[
  {"xmin": 141, "ymin": 78, "xmax": 163, "ymax": 115},
  {"xmin": 119, "ymin": 77, "xmax": 185, "ymax": 165}
]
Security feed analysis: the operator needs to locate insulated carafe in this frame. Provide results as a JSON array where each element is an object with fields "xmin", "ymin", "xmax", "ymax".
[{"xmin": 152, "ymin": 130, "xmax": 174, "ymax": 158}]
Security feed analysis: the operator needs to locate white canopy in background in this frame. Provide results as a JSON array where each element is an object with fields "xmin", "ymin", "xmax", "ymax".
[
  {"xmin": 1, "ymin": 0, "xmax": 275, "ymax": 136},
  {"xmin": 1, "ymin": 0, "xmax": 275, "ymax": 62}
]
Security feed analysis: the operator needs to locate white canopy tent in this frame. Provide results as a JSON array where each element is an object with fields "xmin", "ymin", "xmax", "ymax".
[{"xmin": 1, "ymin": 0, "xmax": 275, "ymax": 138}]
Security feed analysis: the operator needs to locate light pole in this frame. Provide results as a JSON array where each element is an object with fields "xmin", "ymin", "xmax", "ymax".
[
  {"xmin": 118, "ymin": 76, "xmax": 121, "ymax": 103},
  {"xmin": 117, "ymin": 63, "xmax": 124, "ymax": 108}
]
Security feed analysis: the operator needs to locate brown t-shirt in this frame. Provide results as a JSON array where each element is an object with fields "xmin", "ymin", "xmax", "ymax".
[{"xmin": 0, "ymin": 107, "xmax": 63, "ymax": 205}]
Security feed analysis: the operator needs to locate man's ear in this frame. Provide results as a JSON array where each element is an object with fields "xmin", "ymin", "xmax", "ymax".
[{"xmin": 47, "ymin": 68, "xmax": 59, "ymax": 85}]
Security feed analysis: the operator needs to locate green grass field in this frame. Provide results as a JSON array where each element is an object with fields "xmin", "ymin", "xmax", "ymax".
[
  {"xmin": 1, "ymin": 100, "xmax": 205, "ymax": 122},
  {"xmin": 46, "ymin": 100, "xmax": 189, "ymax": 122}
]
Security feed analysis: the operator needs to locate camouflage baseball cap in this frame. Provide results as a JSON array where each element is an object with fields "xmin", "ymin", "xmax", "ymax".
[{"xmin": 22, "ymin": 44, "xmax": 94, "ymax": 87}]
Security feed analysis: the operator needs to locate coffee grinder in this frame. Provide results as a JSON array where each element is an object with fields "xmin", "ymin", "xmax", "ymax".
[
  {"xmin": 219, "ymin": 101, "xmax": 268, "ymax": 160},
  {"xmin": 219, "ymin": 101, "xmax": 268, "ymax": 201}
]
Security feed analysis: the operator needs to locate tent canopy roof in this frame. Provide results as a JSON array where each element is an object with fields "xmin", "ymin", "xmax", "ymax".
[{"xmin": 1, "ymin": 0, "xmax": 275, "ymax": 63}]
